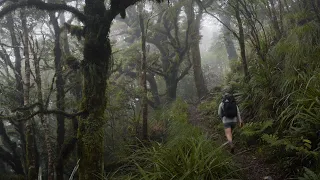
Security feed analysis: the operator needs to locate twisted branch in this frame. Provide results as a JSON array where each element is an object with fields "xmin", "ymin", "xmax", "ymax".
[
  {"xmin": 0, "ymin": 0, "xmax": 86, "ymax": 22},
  {"xmin": 1, "ymin": 107, "xmax": 86, "ymax": 122}
]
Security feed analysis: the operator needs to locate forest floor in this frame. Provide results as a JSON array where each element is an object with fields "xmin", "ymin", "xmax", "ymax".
[{"xmin": 188, "ymin": 105, "xmax": 282, "ymax": 180}]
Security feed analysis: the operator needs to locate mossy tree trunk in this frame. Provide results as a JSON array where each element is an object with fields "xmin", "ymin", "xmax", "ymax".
[
  {"xmin": 32, "ymin": 40, "xmax": 55, "ymax": 180},
  {"xmin": 61, "ymin": 11, "xmax": 82, "ymax": 101},
  {"xmin": 220, "ymin": 13, "xmax": 238, "ymax": 61},
  {"xmin": 0, "ymin": 34, "xmax": 24, "ymax": 173},
  {"xmin": 162, "ymin": 54, "xmax": 191, "ymax": 102},
  {"xmin": 0, "ymin": 120, "xmax": 24, "ymax": 175},
  {"xmin": 7, "ymin": 13, "xmax": 24, "ymax": 107},
  {"xmin": 60, "ymin": 12, "xmax": 71, "ymax": 56},
  {"xmin": 6, "ymin": 12, "xmax": 26, "ymax": 176},
  {"xmin": 267, "ymin": 0, "xmax": 282, "ymax": 41},
  {"xmin": 147, "ymin": 74, "xmax": 160, "ymax": 108},
  {"xmin": 186, "ymin": 1, "xmax": 208, "ymax": 99},
  {"xmin": 21, "ymin": 8, "xmax": 39, "ymax": 180},
  {"xmin": 138, "ymin": 3, "xmax": 148, "ymax": 140},
  {"xmin": 77, "ymin": 1, "xmax": 110, "ymax": 179},
  {"xmin": 49, "ymin": 7, "xmax": 66, "ymax": 179},
  {"xmin": 233, "ymin": 0, "xmax": 249, "ymax": 79},
  {"xmin": 164, "ymin": 67, "xmax": 179, "ymax": 102},
  {"xmin": 148, "ymin": 2, "xmax": 191, "ymax": 102}
]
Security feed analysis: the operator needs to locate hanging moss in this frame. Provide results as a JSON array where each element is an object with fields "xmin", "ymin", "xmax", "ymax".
[
  {"xmin": 65, "ymin": 55, "xmax": 80, "ymax": 70},
  {"xmin": 64, "ymin": 23, "xmax": 84, "ymax": 40}
]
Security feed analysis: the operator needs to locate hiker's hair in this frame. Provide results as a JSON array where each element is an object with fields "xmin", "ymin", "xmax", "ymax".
[
  {"xmin": 223, "ymin": 93, "xmax": 230, "ymax": 98},
  {"xmin": 222, "ymin": 86, "xmax": 232, "ymax": 94}
]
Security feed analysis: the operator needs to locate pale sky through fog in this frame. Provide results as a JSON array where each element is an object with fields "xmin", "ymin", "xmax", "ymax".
[{"xmin": 199, "ymin": 15, "xmax": 221, "ymax": 54}]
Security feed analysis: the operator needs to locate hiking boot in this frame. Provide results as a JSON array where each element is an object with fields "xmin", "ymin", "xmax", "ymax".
[
  {"xmin": 230, "ymin": 146, "xmax": 235, "ymax": 154},
  {"xmin": 229, "ymin": 141, "xmax": 235, "ymax": 154}
]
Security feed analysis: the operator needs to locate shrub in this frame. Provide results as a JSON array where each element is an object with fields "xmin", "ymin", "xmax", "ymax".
[
  {"xmin": 128, "ymin": 122, "xmax": 242, "ymax": 180},
  {"xmin": 298, "ymin": 168, "xmax": 320, "ymax": 180},
  {"xmin": 224, "ymin": 17, "xmax": 320, "ymax": 178},
  {"xmin": 108, "ymin": 100, "xmax": 242, "ymax": 179}
]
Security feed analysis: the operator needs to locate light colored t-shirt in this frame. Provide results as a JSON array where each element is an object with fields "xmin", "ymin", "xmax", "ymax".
[{"xmin": 218, "ymin": 102, "xmax": 242, "ymax": 124}]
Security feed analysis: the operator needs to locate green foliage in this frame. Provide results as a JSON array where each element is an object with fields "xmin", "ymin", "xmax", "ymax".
[
  {"xmin": 261, "ymin": 134, "xmax": 316, "ymax": 156},
  {"xmin": 130, "ymin": 135, "xmax": 240, "ymax": 179},
  {"xmin": 167, "ymin": 98, "xmax": 189, "ymax": 123},
  {"xmin": 298, "ymin": 168, "xmax": 320, "ymax": 180},
  {"xmin": 107, "ymin": 100, "xmax": 241, "ymax": 179},
  {"xmin": 198, "ymin": 90, "xmax": 223, "ymax": 122},
  {"xmin": 224, "ymin": 4, "xmax": 320, "ymax": 176},
  {"xmin": 240, "ymin": 120, "xmax": 273, "ymax": 138},
  {"xmin": 198, "ymin": 99, "xmax": 219, "ymax": 118},
  {"xmin": 0, "ymin": 82, "xmax": 19, "ymax": 109},
  {"xmin": 123, "ymin": 122, "xmax": 241, "ymax": 180}
]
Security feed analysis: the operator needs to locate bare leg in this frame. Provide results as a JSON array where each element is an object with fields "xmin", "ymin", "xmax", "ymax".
[
  {"xmin": 224, "ymin": 127, "xmax": 233, "ymax": 142},
  {"xmin": 224, "ymin": 127, "xmax": 235, "ymax": 153}
]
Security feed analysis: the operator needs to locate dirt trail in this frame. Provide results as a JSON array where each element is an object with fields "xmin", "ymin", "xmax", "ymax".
[{"xmin": 188, "ymin": 105, "xmax": 281, "ymax": 180}]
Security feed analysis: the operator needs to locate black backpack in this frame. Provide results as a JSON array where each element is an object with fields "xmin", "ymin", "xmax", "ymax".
[{"xmin": 222, "ymin": 95, "xmax": 237, "ymax": 118}]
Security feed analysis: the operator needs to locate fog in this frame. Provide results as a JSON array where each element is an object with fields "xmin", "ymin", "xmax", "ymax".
[{"xmin": 199, "ymin": 15, "xmax": 221, "ymax": 54}]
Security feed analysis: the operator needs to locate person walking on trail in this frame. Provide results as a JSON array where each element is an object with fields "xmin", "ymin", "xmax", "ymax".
[{"xmin": 218, "ymin": 93, "xmax": 243, "ymax": 153}]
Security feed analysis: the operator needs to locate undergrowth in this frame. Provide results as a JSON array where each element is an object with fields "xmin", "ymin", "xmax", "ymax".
[
  {"xmin": 220, "ymin": 19, "xmax": 320, "ymax": 178},
  {"xmin": 107, "ymin": 99, "xmax": 242, "ymax": 180},
  {"xmin": 298, "ymin": 168, "xmax": 320, "ymax": 180}
]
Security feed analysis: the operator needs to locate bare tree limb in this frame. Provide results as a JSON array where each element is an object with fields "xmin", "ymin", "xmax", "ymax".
[
  {"xmin": 0, "ymin": 0, "xmax": 86, "ymax": 22},
  {"xmin": 0, "ymin": 42, "xmax": 22, "ymax": 48},
  {"xmin": 45, "ymin": 74, "xmax": 56, "ymax": 109},
  {"xmin": 12, "ymin": 102, "xmax": 42, "ymax": 112},
  {"xmin": 147, "ymin": 36, "xmax": 167, "ymax": 55},
  {"xmin": 196, "ymin": 0, "xmax": 240, "ymax": 40},
  {"xmin": 0, "ymin": 109, "xmax": 85, "ymax": 122},
  {"xmin": 0, "ymin": 0, "xmax": 19, "ymax": 7},
  {"xmin": 148, "ymin": 66, "xmax": 166, "ymax": 77},
  {"xmin": 18, "ymin": 109, "xmax": 85, "ymax": 122},
  {"xmin": 0, "ymin": 45, "xmax": 15, "ymax": 70}
]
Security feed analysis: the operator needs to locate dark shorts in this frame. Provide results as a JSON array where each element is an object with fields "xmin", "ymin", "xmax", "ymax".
[{"xmin": 223, "ymin": 122, "xmax": 237, "ymax": 129}]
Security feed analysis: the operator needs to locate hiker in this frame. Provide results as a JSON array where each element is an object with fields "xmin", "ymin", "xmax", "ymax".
[{"xmin": 218, "ymin": 93, "xmax": 243, "ymax": 153}]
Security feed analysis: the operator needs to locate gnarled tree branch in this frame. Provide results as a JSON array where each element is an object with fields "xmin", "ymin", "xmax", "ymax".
[
  {"xmin": 17, "ymin": 109, "xmax": 85, "ymax": 122},
  {"xmin": 0, "ymin": 0, "xmax": 86, "ymax": 22},
  {"xmin": 11, "ymin": 102, "xmax": 42, "ymax": 112},
  {"xmin": 0, "ymin": 108, "xmax": 85, "ymax": 122}
]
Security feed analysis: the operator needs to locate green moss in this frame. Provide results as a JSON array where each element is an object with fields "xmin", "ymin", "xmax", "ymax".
[
  {"xmin": 77, "ymin": 116, "xmax": 105, "ymax": 179},
  {"xmin": 78, "ymin": 58, "xmax": 108, "ymax": 179}
]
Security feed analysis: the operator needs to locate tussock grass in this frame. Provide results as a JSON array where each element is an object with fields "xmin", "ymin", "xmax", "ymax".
[{"xmin": 107, "ymin": 100, "xmax": 242, "ymax": 180}]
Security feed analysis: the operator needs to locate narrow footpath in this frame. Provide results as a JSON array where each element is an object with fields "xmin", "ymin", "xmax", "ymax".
[{"xmin": 188, "ymin": 105, "xmax": 282, "ymax": 180}]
